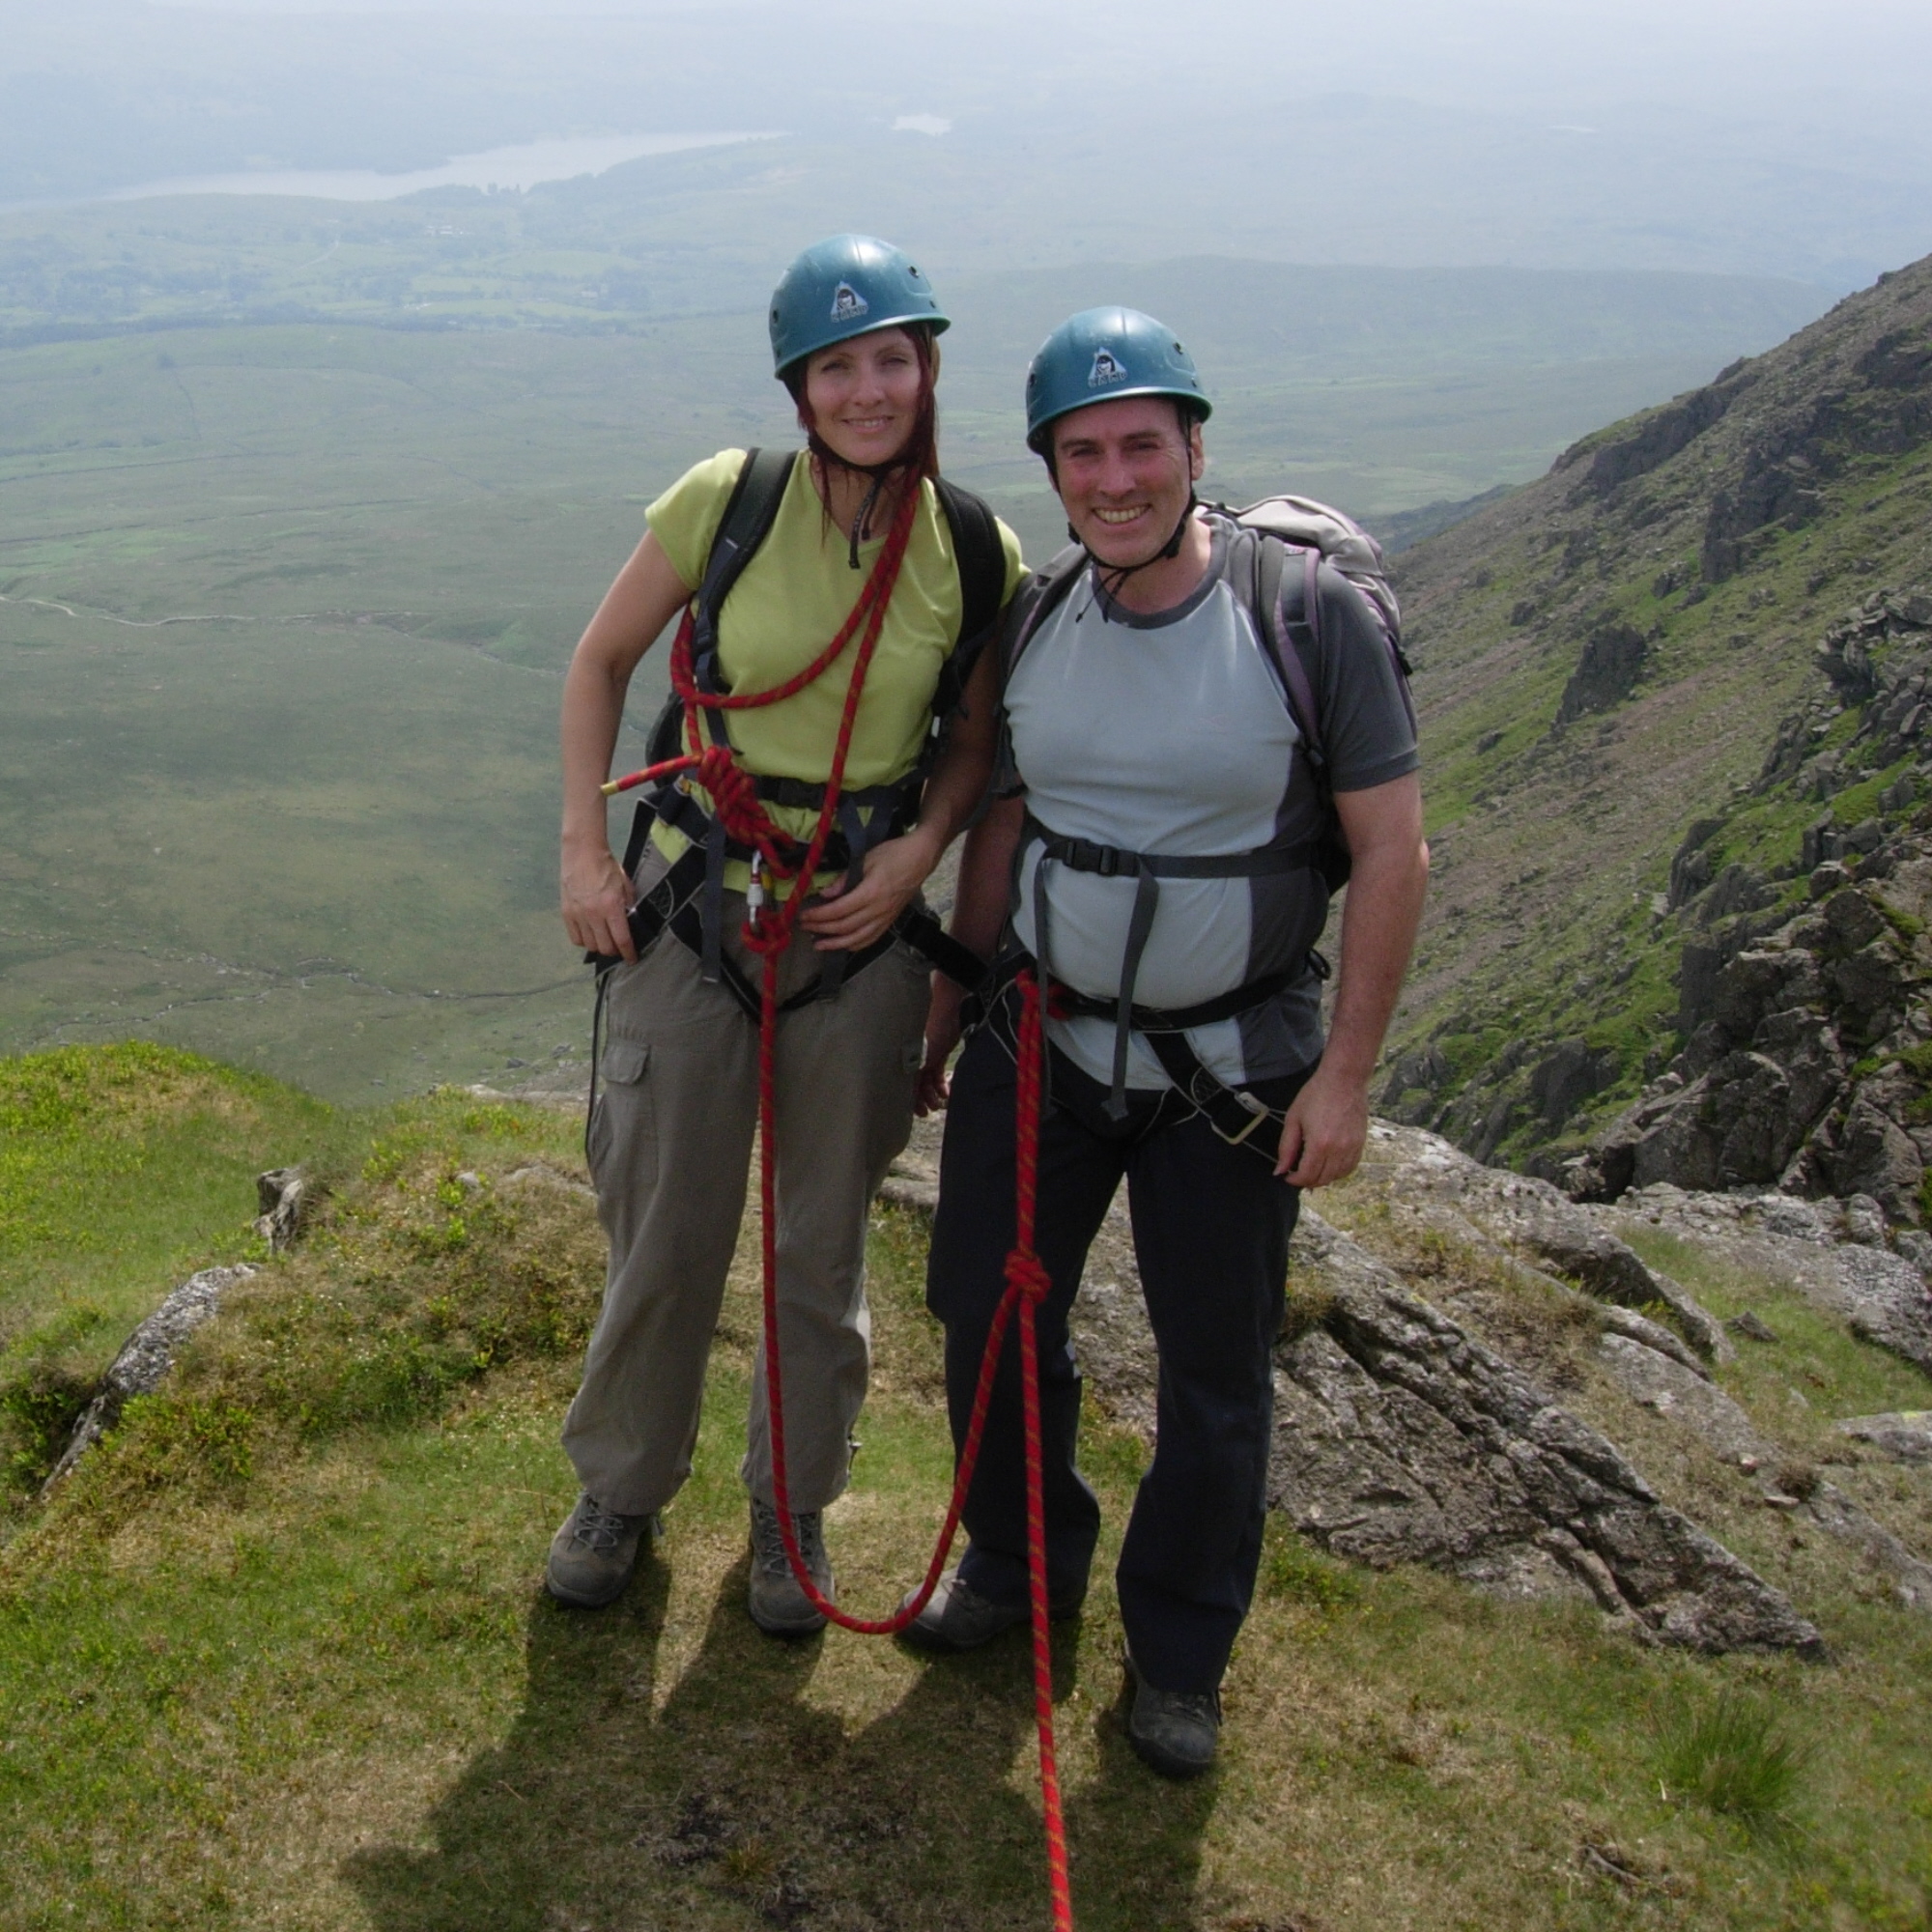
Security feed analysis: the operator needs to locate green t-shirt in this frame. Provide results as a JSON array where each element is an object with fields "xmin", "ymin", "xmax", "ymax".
[{"xmin": 644, "ymin": 449, "xmax": 1026, "ymax": 894}]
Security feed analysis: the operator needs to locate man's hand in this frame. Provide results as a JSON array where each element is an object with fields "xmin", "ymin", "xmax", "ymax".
[
  {"xmin": 561, "ymin": 841, "xmax": 638, "ymax": 961},
  {"xmin": 1273, "ymin": 1060, "xmax": 1370, "ymax": 1188},
  {"xmin": 915, "ymin": 978, "xmax": 967, "ymax": 1116},
  {"xmin": 799, "ymin": 829, "xmax": 938, "ymax": 952}
]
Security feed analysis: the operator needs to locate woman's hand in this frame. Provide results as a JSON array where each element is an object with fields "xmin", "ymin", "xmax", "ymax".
[
  {"xmin": 915, "ymin": 978, "xmax": 967, "ymax": 1116},
  {"xmin": 798, "ymin": 828, "xmax": 938, "ymax": 952},
  {"xmin": 561, "ymin": 840, "xmax": 637, "ymax": 961}
]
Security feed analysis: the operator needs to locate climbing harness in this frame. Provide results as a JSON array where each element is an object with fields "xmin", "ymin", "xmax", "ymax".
[
  {"xmin": 593, "ymin": 448, "xmax": 1004, "ymax": 995},
  {"xmin": 592, "ymin": 473, "xmax": 1075, "ymax": 1931}
]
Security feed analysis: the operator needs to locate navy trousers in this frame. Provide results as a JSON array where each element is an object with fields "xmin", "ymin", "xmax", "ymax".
[{"xmin": 925, "ymin": 1021, "xmax": 1304, "ymax": 1694}]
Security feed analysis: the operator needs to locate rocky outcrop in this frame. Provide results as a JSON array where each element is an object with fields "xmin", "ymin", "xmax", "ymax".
[
  {"xmin": 253, "ymin": 1167, "xmax": 312, "ymax": 1253},
  {"xmin": 1837, "ymin": 1412, "xmax": 1932, "ymax": 1463},
  {"xmin": 1596, "ymin": 1184, "xmax": 1932, "ymax": 1377},
  {"xmin": 1272, "ymin": 1212, "xmax": 1824, "ymax": 1650},
  {"xmin": 41, "ymin": 1264, "xmax": 256, "ymax": 1492},
  {"xmin": 1343, "ymin": 1121, "xmax": 1730, "ymax": 1360},
  {"xmin": 1562, "ymin": 586, "xmax": 1932, "ymax": 1226},
  {"xmin": 1556, "ymin": 619, "xmax": 1649, "ymax": 724}
]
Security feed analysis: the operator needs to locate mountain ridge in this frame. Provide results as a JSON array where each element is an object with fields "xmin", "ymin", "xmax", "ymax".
[{"xmin": 1381, "ymin": 251, "xmax": 1932, "ymax": 1186}]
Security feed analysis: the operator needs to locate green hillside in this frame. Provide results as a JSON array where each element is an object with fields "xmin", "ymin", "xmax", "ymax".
[
  {"xmin": 0, "ymin": 256, "xmax": 1823, "ymax": 1099},
  {"xmin": 1383, "ymin": 256, "xmax": 1932, "ymax": 1167},
  {"xmin": 7, "ymin": 1045, "xmax": 1931, "ymax": 1929},
  {"xmin": 0, "ymin": 1042, "xmax": 336, "ymax": 1500}
]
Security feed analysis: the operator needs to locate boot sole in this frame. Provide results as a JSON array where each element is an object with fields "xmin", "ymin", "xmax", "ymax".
[
  {"xmin": 748, "ymin": 1597, "xmax": 830, "ymax": 1637},
  {"xmin": 545, "ymin": 1565, "xmax": 633, "ymax": 1609}
]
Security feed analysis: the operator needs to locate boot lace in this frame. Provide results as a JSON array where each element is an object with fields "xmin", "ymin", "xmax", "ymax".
[
  {"xmin": 572, "ymin": 1497, "xmax": 636, "ymax": 1555},
  {"xmin": 751, "ymin": 1498, "xmax": 825, "ymax": 1577}
]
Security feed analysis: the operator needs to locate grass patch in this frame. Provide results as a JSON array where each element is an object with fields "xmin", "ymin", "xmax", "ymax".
[{"xmin": 1652, "ymin": 1685, "xmax": 1812, "ymax": 1837}]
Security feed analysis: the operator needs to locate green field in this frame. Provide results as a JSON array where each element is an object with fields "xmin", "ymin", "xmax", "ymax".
[{"xmin": 0, "ymin": 253, "xmax": 1828, "ymax": 1096}]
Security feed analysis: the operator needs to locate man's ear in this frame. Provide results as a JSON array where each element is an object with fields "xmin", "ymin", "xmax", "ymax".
[{"xmin": 1187, "ymin": 419, "xmax": 1207, "ymax": 483}]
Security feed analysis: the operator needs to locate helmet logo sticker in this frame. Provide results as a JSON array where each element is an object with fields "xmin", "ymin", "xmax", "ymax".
[
  {"xmin": 831, "ymin": 281, "xmax": 869, "ymax": 323},
  {"xmin": 1089, "ymin": 348, "xmax": 1126, "ymax": 388}
]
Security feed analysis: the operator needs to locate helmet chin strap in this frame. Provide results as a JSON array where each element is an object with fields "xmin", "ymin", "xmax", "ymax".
[
  {"xmin": 809, "ymin": 439, "xmax": 916, "ymax": 569},
  {"xmin": 1078, "ymin": 491, "xmax": 1199, "ymax": 616}
]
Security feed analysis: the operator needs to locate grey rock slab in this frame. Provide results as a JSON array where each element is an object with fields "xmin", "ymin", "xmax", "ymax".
[
  {"xmin": 1350, "ymin": 1121, "xmax": 1731, "ymax": 1360},
  {"xmin": 42, "ymin": 1264, "xmax": 256, "ymax": 1494},
  {"xmin": 878, "ymin": 1113, "xmax": 941, "ymax": 1215},
  {"xmin": 1604, "ymin": 1185, "xmax": 1932, "ymax": 1375},
  {"xmin": 1597, "ymin": 1333, "xmax": 1765, "ymax": 1463},
  {"xmin": 1836, "ymin": 1411, "xmax": 1932, "ymax": 1463},
  {"xmin": 1276, "ymin": 1210, "xmax": 1822, "ymax": 1654}
]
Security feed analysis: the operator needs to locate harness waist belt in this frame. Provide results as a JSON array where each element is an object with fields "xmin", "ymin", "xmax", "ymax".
[
  {"xmin": 1021, "ymin": 811, "xmax": 1324, "ymax": 1120},
  {"xmin": 974, "ymin": 950, "xmax": 1299, "ymax": 1156}
]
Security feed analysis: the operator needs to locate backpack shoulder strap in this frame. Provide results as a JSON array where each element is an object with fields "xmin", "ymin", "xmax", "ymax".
[
  {"xmin": 930, "ymin": 476, "xmax": 1007, "ymax": 659},
  {"xmin": 689, "ymin": 447, "xmax": 797, "ymax": 689},
  {"xmin": 1249, "ymin": 533, "xmax": 1327, "ymax": 768},
  {"xmin": 1003, "ymin": 544, "xmax": 1088, "ymax": 686}
]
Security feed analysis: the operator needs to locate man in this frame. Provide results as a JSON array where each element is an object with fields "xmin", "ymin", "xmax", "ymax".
[{"xmin": 904, "ymin": 307, "xmax": 1428, "ymax": 1778}]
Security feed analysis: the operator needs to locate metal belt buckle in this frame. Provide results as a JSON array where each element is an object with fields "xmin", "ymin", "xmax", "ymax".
[{"xmin": 1214, "ymin": 1089, "xmax": 1274, "ymax": 1147}]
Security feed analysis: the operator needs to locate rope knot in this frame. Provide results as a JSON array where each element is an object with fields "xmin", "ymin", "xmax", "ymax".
[{"xmin": 1004, "ymin": 1249, "xmax": 1052, "ymax": 1304}]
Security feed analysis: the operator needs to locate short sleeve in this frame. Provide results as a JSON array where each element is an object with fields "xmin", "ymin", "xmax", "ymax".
[
  {"xmin": 1314, "ymin": 562, "xmax": 1420, "ymax": 794},
  {"xmin": 994, "ymin": 517, "xmax": 1028, "ymax": 607},
  {"xmin": 644, "ymin": 449, "xmax": 748, "ymax": 593}
]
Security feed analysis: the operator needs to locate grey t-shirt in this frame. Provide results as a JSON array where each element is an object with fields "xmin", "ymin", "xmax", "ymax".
[{"xmin": 1001, "ymin": 515, "xmax": 1418, "ymax": 1091}]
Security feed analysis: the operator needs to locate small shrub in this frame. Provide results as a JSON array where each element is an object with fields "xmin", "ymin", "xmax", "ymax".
[
  {"xmin": 1, "ymin": 1363, "xmax": 94, "ymax": 1488},
  {"xmin": 1652, "ymin": 1688, "xmax": 1811, "ymax": 1834},
  {"xmin": 1280, "ymin": 1271, "xmax": 1334, "ymax": 1343},
  {"xmin": 1261, "ymin": 1528, "xmax": 1361, "ymax": 1614},
  {"xmin": 110, "ymin": 1393, "xmax": 258, "ymax": 1495}
]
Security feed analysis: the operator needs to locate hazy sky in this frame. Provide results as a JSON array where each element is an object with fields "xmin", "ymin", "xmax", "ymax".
[{"xmin": 6, "ymin": 0, "xmax": 1931, "ymax": 284}]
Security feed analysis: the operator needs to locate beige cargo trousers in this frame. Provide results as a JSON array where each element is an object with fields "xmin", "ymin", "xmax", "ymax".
[{"xmin": 561, "ymin": 859, "xmax": 931, "ymax": 1520}]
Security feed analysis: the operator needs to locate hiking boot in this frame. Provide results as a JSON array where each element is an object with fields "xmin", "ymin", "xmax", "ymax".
[
  {"xmin": 748, "ymin": 1498, "xmax": 834, "ymax": 1636},
  {"xmin": 545, "ymin": 1493, "xmax": 659, "ymax": 1608},
  {"xmin": 898, "ymin": 1568, "xmax": 1083, "ymax": 1654},
  {"xmin": 1123, "ymin": 1656, "xmax": 1220, "ymax": 1780}
]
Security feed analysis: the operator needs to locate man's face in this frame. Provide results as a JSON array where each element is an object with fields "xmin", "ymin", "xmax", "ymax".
[{"xmin": 1049, "ymin": 397, "xmax": 1204, "ymax": 569}]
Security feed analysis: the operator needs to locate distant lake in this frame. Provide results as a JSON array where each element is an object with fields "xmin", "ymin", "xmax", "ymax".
[{"xmin": 105, "ymin": 130, "xmax": 778, "ymax": 205}]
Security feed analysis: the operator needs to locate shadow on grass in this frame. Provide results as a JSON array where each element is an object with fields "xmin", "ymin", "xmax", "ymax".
[{"xmin": 345, "ymin": 1554, "xmax": 1215, "ymax": 1930}]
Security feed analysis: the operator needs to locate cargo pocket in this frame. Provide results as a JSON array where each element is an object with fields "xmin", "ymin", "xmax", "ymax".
[{"xmin": 587, "ymin": 1037, "xmax": 655, "ymax": 1188}]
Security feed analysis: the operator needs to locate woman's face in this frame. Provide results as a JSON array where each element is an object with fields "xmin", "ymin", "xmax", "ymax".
[{"xmin": 802, "ymin": 327, "xmax": 924, "ymax": 469}]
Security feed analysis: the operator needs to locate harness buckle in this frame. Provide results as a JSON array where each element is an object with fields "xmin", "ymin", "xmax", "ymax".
[{"xmin": 1211, "ymin": 1089, "xmax": 1275, "ymax": 1148}]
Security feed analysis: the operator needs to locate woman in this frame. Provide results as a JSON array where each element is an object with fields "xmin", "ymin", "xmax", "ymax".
[{"xmin": 549, "ymin": 235, "xmax": 1024, "ymax": 1634}]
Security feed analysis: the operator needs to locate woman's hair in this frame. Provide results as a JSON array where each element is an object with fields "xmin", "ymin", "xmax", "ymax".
[{"xmin": 783, "ymin": 324, "xmax": 940, "ymax": 485}]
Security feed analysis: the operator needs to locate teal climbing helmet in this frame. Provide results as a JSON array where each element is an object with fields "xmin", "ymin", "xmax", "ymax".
[
  {"xmin": 769, "ymin": 235, "xmax": 950, "ymax": 381},
  {"xmin": 1024, "ymin": 306, "xmax": 1211, "ymax": 453}
]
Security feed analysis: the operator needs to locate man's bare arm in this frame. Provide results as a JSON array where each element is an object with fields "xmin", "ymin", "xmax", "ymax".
[
  {"xmin": 1275, "ymin": 772, "xmax": 1429, "ymax": 1186},
  {"xmin": 914, "ymin": 791, "xmax": 1024, "ymax": 1114}
]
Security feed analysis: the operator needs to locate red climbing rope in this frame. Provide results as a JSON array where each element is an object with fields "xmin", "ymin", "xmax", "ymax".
[{"xmin": 605, "ymin": 476, "xmax": 1074, "ymax": 1932}]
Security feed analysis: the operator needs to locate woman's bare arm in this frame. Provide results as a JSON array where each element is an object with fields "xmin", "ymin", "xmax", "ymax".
[{"xmin": 559, "ymin": 528, "xmax": 693, "ymax": 962}]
